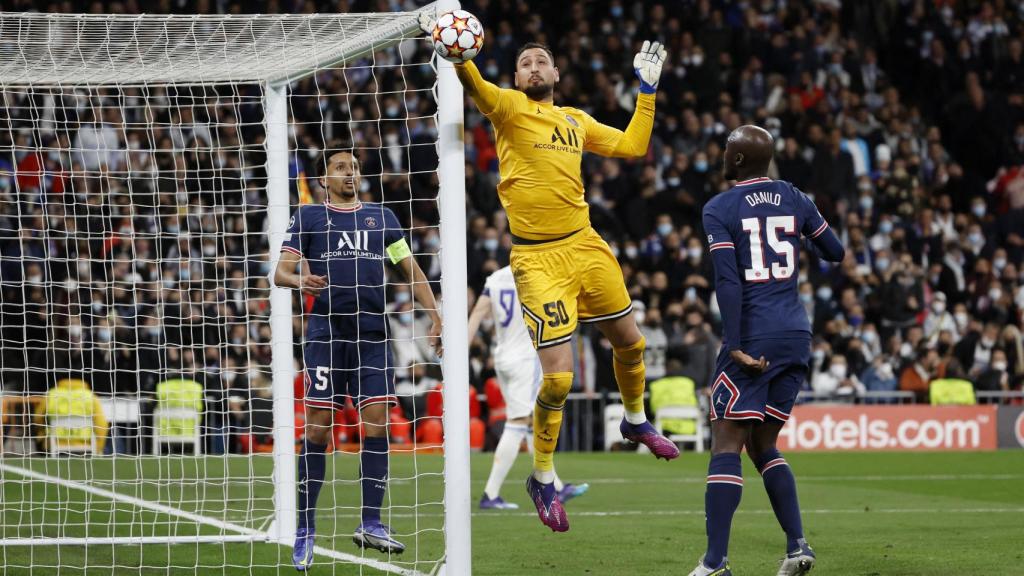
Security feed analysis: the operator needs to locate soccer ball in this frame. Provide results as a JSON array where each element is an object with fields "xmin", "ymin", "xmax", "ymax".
[{"xmin": 432, "ymin": 10, "xmax": 484, "ymax": 63}]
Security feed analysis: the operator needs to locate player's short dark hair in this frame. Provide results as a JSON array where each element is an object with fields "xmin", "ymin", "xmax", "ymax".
[
  {"xmin": 515, "ymin": 42, "xmax": 554, "ymax": 66},
  {"xmin": 316, "ymin": 146, "xmax": 358, "ymax": 179}
]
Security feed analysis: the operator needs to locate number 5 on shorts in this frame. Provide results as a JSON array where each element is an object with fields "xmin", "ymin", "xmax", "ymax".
[{"xmin": 314, "ymin": 366, "xmax": 329, "ymax": 391}]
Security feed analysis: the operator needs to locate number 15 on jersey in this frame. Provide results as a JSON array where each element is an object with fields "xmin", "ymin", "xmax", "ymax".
[{"xmin": 741, "ymin": 216, "xmax": 795, "ymax": 282}]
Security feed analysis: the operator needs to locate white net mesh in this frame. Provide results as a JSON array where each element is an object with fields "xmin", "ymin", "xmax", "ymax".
[{"xmin": 0, "ymin": 8, "xmax": 448, "ymax": 575}]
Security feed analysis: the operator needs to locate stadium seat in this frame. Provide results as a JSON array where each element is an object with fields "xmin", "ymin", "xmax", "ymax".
[
  {"xmin": 47, "ymin": 415, "xmax": 98, "ymax": 455},
  {"xmin": 603, "ymin": 403, "xmax": 625, "ymax": 451},
  {"xmin": 929, "ymin": 378, "xmax": 977, "ymax": 406},
  {"xmin": 470, "ymin": 417, "xmax": 486, "ymax": 451},
  {"xmin": 152, "ymin": 379, "xmax": 204, "ymax": 455},
  {"xmin": 38, "ymin": 378, "xmax": 107, "ymax": 456},
  {"xmin": 648, "ymin": 376, "xmax": 705, "ymax": 453}
]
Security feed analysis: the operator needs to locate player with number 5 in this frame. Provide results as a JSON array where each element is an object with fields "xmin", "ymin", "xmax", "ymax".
[
  {"xmin": 691, "ymin": 126, "xmax": 844, "ymax": 576},
  {"xmin": 274, "ymin": 148, "xmax": 441, "ymax": 570}
]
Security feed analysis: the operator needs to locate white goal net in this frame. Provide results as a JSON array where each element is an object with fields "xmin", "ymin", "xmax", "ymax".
[{"xmin": 0, "ymin": 5, "xmax": 469, "ymax": 575}]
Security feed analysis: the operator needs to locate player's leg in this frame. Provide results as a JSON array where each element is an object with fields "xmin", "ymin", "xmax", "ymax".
[
  {"xmin": 594, "ymin": 313, "xmax": 679, "ymax": 460},
  {"xmin": 746, "ymin": 418, "xmax": 814, "ymax": 576},
  {"xmin": 688, "ymin": 419, "xmax": 750, "ymax": 576},
  {"xmin": 512, "ymin": 241, "xmax": 579, "ymax": 531},
  {"xmin": 689, "ymin": 346, "xmax": 770, "ymax": 576},
  {"xmin": 481, "ymin": 360, "xmax": 535, "ymax": 508},
  {"xmin": 481, "ymin": 414, "xmax": 529, "ymax": 509},
  {"xmin": 294, "ymin": 339, "xmax": 338, "ymax": 571},
  {"xmin": 517, "ymin": 359, "xmax": 589, "ymax": 504},
  {"xmin": 525, "ymin": 341, "xmax": 574, "ymax": 531},
  {"xmin": 578, "ymin": 228, "xmax": 678, "ymax": 460},
  {"xmin": 750, "ymin": 343, "xmax": 815, "ymax": 576},
  {"xmin": 351, "ymin": 340, "xmax": 404, "ymax": 554}
]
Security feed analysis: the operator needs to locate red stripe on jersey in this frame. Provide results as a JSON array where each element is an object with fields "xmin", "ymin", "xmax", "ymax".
[
  {"xmin": 324, "ymin": 201, "xmax": 363, "ymax": 212},
  {"xmin": 765, "ymin": 405, "xmax": 790, "ymax": 421},
  {"xmin": 809, "ymin": 221, "xmax": 829, "ymax": 238},
  {"xmin": 734, "ymin": 177, "xmax": 773, "ymax": 187}
]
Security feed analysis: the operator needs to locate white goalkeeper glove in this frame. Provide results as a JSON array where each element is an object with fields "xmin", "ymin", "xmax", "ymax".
[
  {"xmin": 418, "ymin": 10, "xmax": 435, "ymax": 36},
  {"xmin": 633, "ymin": 40, "xmax": 667, "ymax": 94}
]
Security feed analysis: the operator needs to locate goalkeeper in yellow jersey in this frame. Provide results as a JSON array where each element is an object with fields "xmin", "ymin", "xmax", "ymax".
[{"xmin": 421, "ymin": 14, "xmax": 678, "ymax": 533}]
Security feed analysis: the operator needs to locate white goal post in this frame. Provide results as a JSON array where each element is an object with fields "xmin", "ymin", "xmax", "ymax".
[{"xmin": 0, "ymin": 2, "xmax": 470, "ymax": 574}]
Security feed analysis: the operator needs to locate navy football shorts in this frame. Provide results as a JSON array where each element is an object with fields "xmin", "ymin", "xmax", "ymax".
[
  {"xmin": 709, "ymin": 335, "xmax": 811, "ymax": 423},
  {"xmin": 302, "ymin": 337, "xmax": 396, "ymax": 410}
]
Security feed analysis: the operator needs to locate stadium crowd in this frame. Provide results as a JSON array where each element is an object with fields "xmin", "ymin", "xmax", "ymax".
[{"xmin": 1, "ymin": 0, "xmax": 1023, "ymax": 453}]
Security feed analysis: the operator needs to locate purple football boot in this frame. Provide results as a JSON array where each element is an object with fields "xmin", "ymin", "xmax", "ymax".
[
  {"xmin": 557, "ymin": 482, "xmax": 589, "ymax": 504},
  {"xmin": 525, "ymin": 475, "xmax": 568, "ymax": 532},
  {"xmin": 479, "ymin": 494, "xmax": 519, "ymax": 510},
  {"xmin": 620, "ymin": 419, "xmax": 681, "ymax": 460}
]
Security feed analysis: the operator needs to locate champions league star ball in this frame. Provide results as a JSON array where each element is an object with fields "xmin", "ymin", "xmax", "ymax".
[{"xmin": 432, "ymin": 9, "xmax": 484, "ymax": 63}]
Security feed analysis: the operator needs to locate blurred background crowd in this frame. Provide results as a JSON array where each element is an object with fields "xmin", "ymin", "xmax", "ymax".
[{"xmin": 1, "ymin": 0, "xmax": 1023, "ymax": 453}]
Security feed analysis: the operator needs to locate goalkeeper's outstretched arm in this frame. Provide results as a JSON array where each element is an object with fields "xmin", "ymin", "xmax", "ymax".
[
  {"xmin": 419, "ymin": 10, "xmax": 509, "ymax": 117},
  {"xmin": 582, "ymin": 41, "xmax": 667, "ymax": 159},
  {"xmin": 453, "ymin": 60, "xmax": 505, "ymax": 116}
]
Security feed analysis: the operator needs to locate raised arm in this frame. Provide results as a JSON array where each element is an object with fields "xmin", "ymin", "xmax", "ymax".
[
  {"xmin": 582, "ymin": 95, "xmax": 657, "ymax": 158},
  {"xmin": 581, "ymin": 41, "xmax": 666, "ymax": 158},
  {"xmin": 454, "ymin": 60, "xmax": 504, "ymax": 116},
  {"xmin": 420, "ymin": 11, "xmax": 518, "ymax": 121}
]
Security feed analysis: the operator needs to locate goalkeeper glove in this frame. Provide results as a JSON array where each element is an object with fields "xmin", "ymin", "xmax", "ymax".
[
  {"xmin": 418, "ymin": 10, "xmax": 435, "ymax": 36},
  {"xmin": 633, "ymin": 40, "xmax": 667, "ymax": 94}
]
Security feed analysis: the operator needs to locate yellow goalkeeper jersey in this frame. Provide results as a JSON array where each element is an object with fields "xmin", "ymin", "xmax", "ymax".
[{"xmin": 456, "ymin": 61, "xmax": 656, "ymax": 241}]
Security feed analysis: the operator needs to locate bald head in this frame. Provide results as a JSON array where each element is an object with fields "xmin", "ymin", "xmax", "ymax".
[{"xmin": 723, "ymin": 125, "xmax": 774, "ymax": 181}]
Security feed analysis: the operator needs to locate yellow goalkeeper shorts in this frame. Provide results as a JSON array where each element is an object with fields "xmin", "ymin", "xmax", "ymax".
[{"xmin": 510, "ymin": 227, "xmax": 633, "ymax": 349}]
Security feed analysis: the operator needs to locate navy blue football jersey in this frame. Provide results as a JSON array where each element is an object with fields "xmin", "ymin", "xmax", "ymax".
[
  {"xmin": 281, "ymin": 201, "xmax": 406, "ymax": 340},
  {"xmin": 702, "ymin": 177, "xmax": 831, "ymax": 346}
]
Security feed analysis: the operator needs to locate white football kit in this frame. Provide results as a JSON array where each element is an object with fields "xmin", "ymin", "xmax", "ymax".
[{"xmin": 483, "ymin": 266, "xmax": 542, "ymax": 420}]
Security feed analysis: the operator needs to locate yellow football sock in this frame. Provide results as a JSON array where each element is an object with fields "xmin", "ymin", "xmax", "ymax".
[
  {"xmin": 613, "ymin": 336, "xmax": 647, "ymax": 417},
  {"xmin": 533, "ymin": 372, "xmax": 573, "ymax": 473}
]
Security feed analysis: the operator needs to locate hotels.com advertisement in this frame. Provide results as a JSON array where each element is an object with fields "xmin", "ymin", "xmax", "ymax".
[{"xmin": 778, "ymin": 405, "xmax": 999, "ymax": 451}]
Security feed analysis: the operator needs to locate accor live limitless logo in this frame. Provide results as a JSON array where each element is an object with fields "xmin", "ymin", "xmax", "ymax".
[
  {"xmin": 777, "ymin": 406, "xmax": 998, "ymax": 451},
  {"xmin": 533, "ymin": 126, "xmax": 581, "ymax": 155}
]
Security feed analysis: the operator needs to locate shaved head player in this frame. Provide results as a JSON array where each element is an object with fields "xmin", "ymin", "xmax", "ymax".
[{"xmin": 689, "ymin": 125, "xmax": 845, "ymax": 576}]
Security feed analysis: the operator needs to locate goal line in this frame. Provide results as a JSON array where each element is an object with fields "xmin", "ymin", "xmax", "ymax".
[{"xmin": 0, "ymin": 462, "xmax": 427, "ymax": 576}]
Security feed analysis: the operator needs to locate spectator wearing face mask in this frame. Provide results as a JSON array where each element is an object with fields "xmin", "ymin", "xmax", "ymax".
[
  {"xmin": 923, "ymin": 291, "xmax": 958, "ymax": 344},
  {"xmin": 860, "ymin": 355, "xmax": 898, "ymax": 400},
  {"xmin": 811, "ymin": 352, "xmax": 865, "ymax": 398},
  {"xmin": 975, "ymin": 348, "xmax": 1011, "ymax": 392}
]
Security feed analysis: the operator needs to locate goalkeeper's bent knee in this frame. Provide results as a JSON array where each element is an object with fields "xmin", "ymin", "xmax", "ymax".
[
  {"xmin": 613, "ymin": 336, "xmax": 647, "ymax": 415},
  {"xmin": 533, "ymin": 372, "xmax": 573, "ymax": 472}
]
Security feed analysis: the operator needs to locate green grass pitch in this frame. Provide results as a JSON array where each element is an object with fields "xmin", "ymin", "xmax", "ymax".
[{"xmin": 1, "ymin": 450, "xmax": 1021, "ymax": 575}]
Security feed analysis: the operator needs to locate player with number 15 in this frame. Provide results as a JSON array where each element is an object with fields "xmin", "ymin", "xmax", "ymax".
[{"xmin": 691, "ymin": 126, "xmax": 845, "ymax": 576}]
